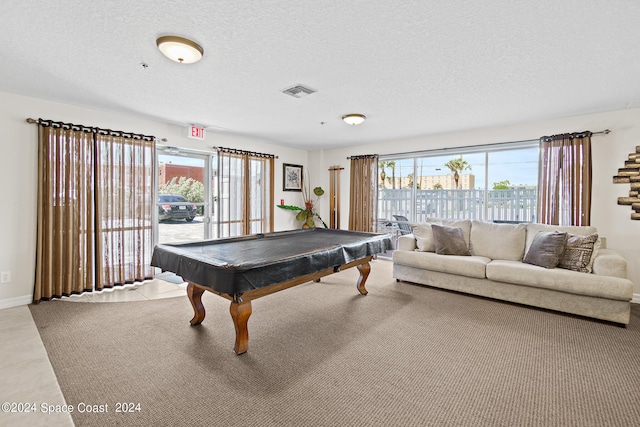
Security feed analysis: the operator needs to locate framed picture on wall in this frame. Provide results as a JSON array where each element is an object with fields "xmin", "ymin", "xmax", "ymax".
[{"xmin": 283, "ymin": 163, "xmax": 303, "ymax": 191}]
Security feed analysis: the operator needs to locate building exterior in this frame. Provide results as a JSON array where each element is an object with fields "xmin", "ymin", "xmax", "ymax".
[
  {"xmin": 158, "ymin": 163, "xmax": 204, "ymax": 185},
  {"xmin": 419, "ymin": 174, "xmax": 475, "ymax": 190},
  {"xmin": 384, "ymin": 174, "xmax": 476, "ymax": 190}
]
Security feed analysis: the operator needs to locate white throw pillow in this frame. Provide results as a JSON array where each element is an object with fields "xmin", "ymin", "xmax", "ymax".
[{"xmin": 411, "ymin": 223, "xmax": 437, "ymax": 252}]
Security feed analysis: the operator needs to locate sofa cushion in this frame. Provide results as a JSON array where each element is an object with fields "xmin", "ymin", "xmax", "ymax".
[
  {"xmin": 523, "ymin": 231, "xmax": 567, "ymax": 269},
  {"xmin": 432, "ymin": 224, "xmax": 471, "ymax": 256},
  {"xmin": 426, "ymin": 218, "xmax": 471, "ymax": 248},
  {"xmin": 470, "ymin": 220, "xmax": 526, "ymax": 261},
  {"xmin": 392, "ymin": 250, "xmax": 490, "ymax": 279},
  {"xmin": 558, "ymin": 233, "xmax": 599, "ymax": 273},
  {"xmin": 397, "ymin": 234, "xmax": 417, "ymax": 251},
  {"xmin": 411, "ymin": 223, "xmax": 437, "ymax": 252},
  {"xmin": 592, "ymin": 249, "xmax": 628, "ymax": 279},
  {"xmin": 486, "ymin": 260, "xmax": 633, "ymax": 301}
]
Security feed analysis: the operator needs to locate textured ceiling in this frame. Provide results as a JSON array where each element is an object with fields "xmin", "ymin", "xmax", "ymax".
[{"xmin": 1, "ymin": 1, "xmax": 639, "ymax": 149}]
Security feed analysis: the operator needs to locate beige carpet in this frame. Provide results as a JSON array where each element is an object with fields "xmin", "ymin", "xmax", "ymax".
[{"xmin": 29, "ymin": 261, "xmax": 640, "ymax": 427}]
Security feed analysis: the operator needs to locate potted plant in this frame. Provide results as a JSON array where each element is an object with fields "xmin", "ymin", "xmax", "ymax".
[{"xmin": 278, "ymin": 185, "xmax": 328, "ymax": 228}]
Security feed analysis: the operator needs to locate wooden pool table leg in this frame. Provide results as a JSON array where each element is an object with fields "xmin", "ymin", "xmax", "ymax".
[
  {"xmin": 187, "ymin": 282, "xmax": 206, "ymax": 326},
  {"xmin": 230, "ymin": 296, "xmax": 252, "ymax": 355},
  {"xmin": 356, "ymin": 261, "xmax": 371, "ymax": 295}
]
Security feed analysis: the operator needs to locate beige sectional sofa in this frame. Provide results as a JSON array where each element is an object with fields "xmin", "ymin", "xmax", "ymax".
[{"xmin": 392, "ymin": 219, "xmax": 634, "ymax": 325}]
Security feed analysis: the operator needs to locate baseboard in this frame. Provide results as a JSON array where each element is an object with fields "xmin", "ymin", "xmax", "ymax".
[
  {"xmin": 632, "ymin": 293, "xmax": 640, "ymax": 304},
  {"xmin": 0, "ymin": 295, "xmax": 32, "ymax": 310}
]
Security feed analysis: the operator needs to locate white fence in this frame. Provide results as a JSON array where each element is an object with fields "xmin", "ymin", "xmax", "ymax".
[{"xmin": 379, "ymin": 188, "xmax": 537, "ymax": 223}]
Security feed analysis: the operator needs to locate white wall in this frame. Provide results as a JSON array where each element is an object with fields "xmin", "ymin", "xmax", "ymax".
[
  {"xmin": 311, "ymin": 108, "xmax": 640, "ymax": 294},
  {"xmin": 0, "ymin": 91, "xmax": 306, "ymax": 308}
]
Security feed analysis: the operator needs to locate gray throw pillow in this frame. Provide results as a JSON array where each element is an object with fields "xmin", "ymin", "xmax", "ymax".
[
  {"xmin": 432, "ymin": 224, "xmax": 470, "ymax": 256},
  {"xmin": 523, "ymin": 231, "xmax": 568, "ymax": 269},
  {"xmin": 557, "ymin": 233, "xmax": 599, "ymax": 273}
]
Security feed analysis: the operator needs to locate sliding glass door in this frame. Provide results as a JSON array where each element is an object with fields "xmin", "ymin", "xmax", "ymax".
[
  {"xmin": 156, "ymin": 150, "xmax": 210, "ymax": 244},
  {"xmin": 211, "ymin": 150, "xmax": 274, "ymax": 238},
  {"xmin": 155, "ymin": 147, "xmax": 274, "ymax": 243}
]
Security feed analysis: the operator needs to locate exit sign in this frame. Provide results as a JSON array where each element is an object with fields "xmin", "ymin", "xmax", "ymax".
[{"xmin": 188, "ymin": 125, "xmax": 206, "ymax": 140}]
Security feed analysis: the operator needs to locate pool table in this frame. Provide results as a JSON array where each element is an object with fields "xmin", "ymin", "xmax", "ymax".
[{"xmin": 151, "ymin": 228, "xmax": 393, "ymax": 354}]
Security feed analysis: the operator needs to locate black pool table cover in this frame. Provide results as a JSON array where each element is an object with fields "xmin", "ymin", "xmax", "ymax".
[{"xmin": 151, "ymin": 228, "xmax": 393, "ymax": 295}]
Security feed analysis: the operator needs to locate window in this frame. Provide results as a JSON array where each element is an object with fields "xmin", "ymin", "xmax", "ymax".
[
  {"xmin": 378, "ymin": 143, "xmax": 539, "ymax": 226},
  {"xmin": 487, "ymin": 147, "xmax": 539, "ymax": 223}
]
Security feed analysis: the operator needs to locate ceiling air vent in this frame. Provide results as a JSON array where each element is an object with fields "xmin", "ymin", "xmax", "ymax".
[{"xmin": 282, "ymin": 84, "xmax": 317, "ymax": 98}]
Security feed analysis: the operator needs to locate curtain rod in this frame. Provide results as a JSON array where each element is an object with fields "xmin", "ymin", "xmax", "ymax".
[
  {"xmin": 360, "ymin": 129, "xmax": 611, "ymax": 160},
  {"xmin": 26, "ymin": 117, "xmax": 155, "ymax": 141},
  {"xmin": 212, "ymin": 145, "xmax": 278, "ymax": 159},
  {"xmin": 346, "ymin": 154, "xmax": 379, "ymax": 160},
  {"xmin": 540, "ymin": 129, "xmax": 610, "ymax": 142}
]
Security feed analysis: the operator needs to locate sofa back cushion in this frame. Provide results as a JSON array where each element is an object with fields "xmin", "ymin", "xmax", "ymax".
[{"xmin": 470, "ymin": 220, "xmax": 527, "ymax": 261}]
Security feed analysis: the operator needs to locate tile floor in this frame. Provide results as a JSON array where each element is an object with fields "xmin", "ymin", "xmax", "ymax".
[
  {"xmin": 63, "ymin": 273, "xmax": 188, "ymax": 303},
  {"xmin": 0, "ymin": 275, "xmax": 187, "ymax": 427}
]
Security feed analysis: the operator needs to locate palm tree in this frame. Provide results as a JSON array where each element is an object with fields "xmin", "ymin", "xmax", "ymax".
[
  {"xmin": 444, "ymin": 157, "xmax": 471, "ymax": 189},
  {"xmin": 379, "ymin": 160, "xmax": 397, "ymax": 189},
  {"xmin": 378, "ymin": 161, "xmax": 387, "ymax": 186}
]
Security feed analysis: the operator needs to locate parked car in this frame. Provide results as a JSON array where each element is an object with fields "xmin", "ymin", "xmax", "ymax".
[{"xmin": 158, "ymin": 194, "xmax": 197, "ymax": 222}]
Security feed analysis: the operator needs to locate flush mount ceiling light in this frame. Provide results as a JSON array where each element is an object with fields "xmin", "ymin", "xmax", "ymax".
[
  {"xmin": 342, "ymin": 114, "xmax": 366, "ymax": 125},
  {"xmin": 156, "ymin": 36, "xmax": 204, "ymax": 64}
]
